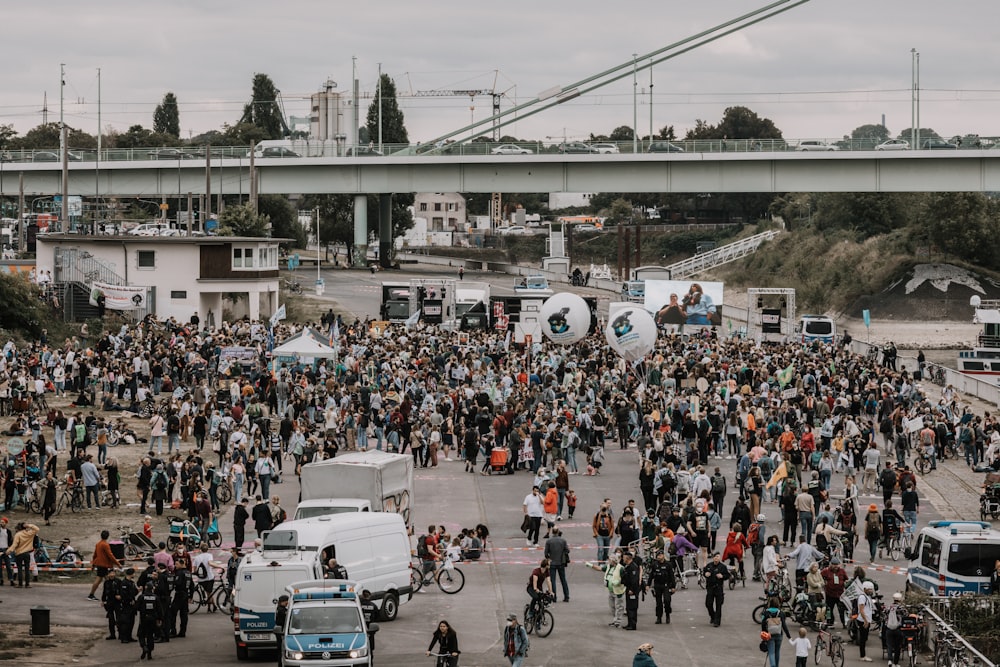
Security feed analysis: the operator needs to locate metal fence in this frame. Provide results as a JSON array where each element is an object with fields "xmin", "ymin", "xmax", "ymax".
[
  {"xmin": 53, "ymin": 248, "xmax": 124, "ymax": 286},
  {"xmin": 662, "ymin": 230, "xmax": 782, "ymax": 281},
  {"xmin": 922, "ymin": 600, "xmax": 998, "ymax": 666}
]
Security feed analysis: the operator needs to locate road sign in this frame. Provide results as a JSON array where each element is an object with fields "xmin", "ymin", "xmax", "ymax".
[{"xmin": 159, "ymin": 203, "xmax": 169, "ymax": 211}]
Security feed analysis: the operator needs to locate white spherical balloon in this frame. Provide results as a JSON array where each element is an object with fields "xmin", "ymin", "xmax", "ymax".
[
  {"xmin": 606, "ymin": 307, "xmax": 658, "ymax": 362},
  {"xmin": 539, "ymin": 292, "xmax": 591, "ymax": 345}
]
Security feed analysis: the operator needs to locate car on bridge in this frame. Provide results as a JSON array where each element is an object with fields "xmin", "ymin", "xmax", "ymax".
[
  {"xmin": 796, "ymin": 140, "xmax": 839, "ymax": 151},
  {"xmin": 876, "ymin": 139, "xmax": 910, "ymax": 151},
  {"xmin": 346, "ymin": 146, "xmax": 384, "ymax": 157},
  {"xmin": 491, "ymin": 144, "xmax": 533, "ymax": 155},
  {"xmin": 249, "ymin": 146, "xmax": 301, "ymax": 158},
  {"xmin": 590, "ymin": 143, "xmax": 620, "ymax": 154},
  {"xmin": 558, "ymin": 142, "xmax": 599, "ymax": 154},
  {"xmin": 147, "ymin": 148, "xmax": 199, "ymax": 160},
  {"xmin": 31, "ymin": 151, "xmax": 82, "ymax": 162},
  {"xmin": 648, "ymin": 141, "xmax": 685, "ymax": 153},
  {"xmin": 922, "ymin": 138, "xmax": 958, "ymax": 150}
]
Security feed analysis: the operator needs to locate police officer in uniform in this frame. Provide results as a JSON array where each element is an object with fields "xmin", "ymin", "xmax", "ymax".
[
  {"xmin": 169, "ymin": 559, "xmax": 193, "ymax": 638},
  {"xmin": 703, "ymin": 551, "xmax": 731, "ymax": 627},
  {"xmin": 136, "ymin": 558, "xmax": 156, "ymax": 589},
  {"xmin": 137, "ymin": 582, "xmax": 162, "ymax": 660},
  {"xmin": 154, "ymin": 563, "xmax": 172, "ymax": 643},
  {"xmin": 620, "ymin": 551, "xmax": 643, "ymax": 631},
  {"xmin": 274, "ymin": 594, "xmax": 290, "ymax": 659},
  {"xmin": 101, "ymin": 568, "xmax": 121, "ymax": 640},
  {"xmin": 648, "ymin": 550, "xmax": 677, "ymax": 624},
  {"xmin": 118, "ymin": 568, "xmax": 139, "ymax": 643},
  {"xmin": 359, "ymin": 589, "xmax": 379, "ymax": 656}
]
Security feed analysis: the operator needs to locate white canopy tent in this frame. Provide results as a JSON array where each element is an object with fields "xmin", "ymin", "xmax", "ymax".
[{"xmin": 271, "ymin": 328, "xmax": 338, "ymax": 359}]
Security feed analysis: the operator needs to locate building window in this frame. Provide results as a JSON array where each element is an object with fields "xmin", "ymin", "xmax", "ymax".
[
  {"xmin": 434, "ymin": 203, "xmax": 442, "ymax": 212},
  {"xmin": 170, "ymin": 290, "xmax": 187, "ymax": 299},
  {"xmin": 137, "ymin": 250, "xmax": 155, "ymax": 269},
  {"xmin": 233, "ymin": 244, "xmax": 278, "ymax": 271},
  {"xmin": 447, "ymin": 202, "xmax": 456, "ymax": 212},
  {"xmin": 419, "ymin": 203, "xmax": 428, "ymax": 212}
]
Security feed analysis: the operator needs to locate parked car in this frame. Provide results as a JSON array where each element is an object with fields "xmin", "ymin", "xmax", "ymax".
[
  {"xmin": 648, "ymin": 141, "xmax": 685, "ymax": 153},
  {"xmin": 796, "ymin": 140, "xmax": 839, "ymax": 151},
  {"xmin": 491, "ymin": 144, "xmax": 533, "ymax": 155},
  {"xmin": 147, "ymin": 148, "xmax": 197, "ymax": 160},
  {"xmin": 498, "ymin": 225, "xmax": 530, "ymax": 236},
  {"xmin": 32, "ymin": 151, "xmax": 82, "ymax": 162},
  {"xmin": 249, "ymin": 146, "xmax": 301, "ymax": 158},
  {"xmin": 558, "ymin": 142, "xmax": 599, "ymax": 154},
  {"xmin": 590, "ymin": 143, "xmax": 621, "ymax": 154},
  {"xmin": 922, "ymin": 138, "xmax": 958, "ymax": 150},
  {"xmin": 574, "ymin": 224, "xmax": 599, "ymax": 233},
  {"xmin": 875, "ymin": 139, "xmax": 910, "ymax": 151},
  {"xmin": 346, "ymin": 146, "xmax": 384, "ymax": 156},
  {"xmin": 128, "ymin": 223, "xmax": 170, "ymax": 236}
]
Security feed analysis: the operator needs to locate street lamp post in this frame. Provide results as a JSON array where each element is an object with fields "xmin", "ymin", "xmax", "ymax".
[{"xmin": 632, "ymin": 53, "xmax": 638, "ymax": 154}]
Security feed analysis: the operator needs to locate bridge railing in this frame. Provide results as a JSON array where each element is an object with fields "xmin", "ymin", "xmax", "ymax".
[{"xmin": 663, "ymin": 230, "xmax": 781, "ymax": 280}]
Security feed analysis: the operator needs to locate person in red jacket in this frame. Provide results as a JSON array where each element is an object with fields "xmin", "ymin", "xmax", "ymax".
[
  {"xmin": 721, "ymin": 522, "xmax": 749, "ymax": 581},
  {"xmin": 88, "ymin": 529, "xmax": 123, "ymax": 601}
]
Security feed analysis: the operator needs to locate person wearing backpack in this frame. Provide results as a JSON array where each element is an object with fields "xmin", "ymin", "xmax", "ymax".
[
  {"xmin": 760, "ymin": 595, "xmax": 792, "ymax": 667},
  {"xmin": 191, "ymin": 543, "xmax": 216, "ymax": 613},
  {"xmin": 502, "ymin": 613, "xmax": 530, "ymax": 666},
  {"xmin": 863, "ymin": 504, "xmax": 882, "ymax": 562},
  {"xmin": 710, "ymin": 467, "xmax": 727, "ymax": 515},
  {"xmin": 883, "ymin": 591, "xmax": 906, "ymax": 667},
  {"xmin": 747, "ymin": 514, "xmax": 767, "ymax": 581},
  {"xmin": 151, "ymin": 464, "xmax": 169, "ymax": 516}
]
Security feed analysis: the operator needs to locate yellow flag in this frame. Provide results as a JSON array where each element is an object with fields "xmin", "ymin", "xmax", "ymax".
[{"xmin": 766, "ymin": 461, "xmax": 788, "ymax": 489}]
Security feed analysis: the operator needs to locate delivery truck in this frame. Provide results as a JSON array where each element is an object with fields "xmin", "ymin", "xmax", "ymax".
[{"xmin": 299, "ymin": 451, "xmax": 414, "ymax": 530}]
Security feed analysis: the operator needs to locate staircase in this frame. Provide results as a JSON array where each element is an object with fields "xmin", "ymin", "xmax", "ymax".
[
  {"xmin": 663, "ymin": 230, "xmax": 782, "ymax": 280},
  {"xmin": 52, "ymin": 248, "xmax": 152, "ymax": 322}
]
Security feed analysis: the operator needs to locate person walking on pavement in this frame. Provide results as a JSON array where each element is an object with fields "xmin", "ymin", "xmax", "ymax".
[
  {"xmin": 5, "ymin": 521, "xmax": 38, "ymax": 587},
  {"xmin": 703, "ymin": 551, "xmax": 730, "ymax": 627},
  {"xmin": 648, "ymin": 550, "xmax": 677, "ymax": 624},
  {"xmin": 502, "ymin": 613, "xmax": 530, "ymax": 667},
  {"xmin": 523, "ymin": 486, "xmax": 544, "ymax": 547},
  {"xmin": 101, "ymin": 568, "xmax": 121, "ymax": 640},
  {"xmin": 856, "ymin": 580, "xmax": 876, "ymax": 662},
  {"xmin": 621, "ymin": 550, "xmax": 643, "ymax": 630},
  {"xmin": 136, "ymin": 582, "xmax": 161, "ymax": 660},
  {"xmin": 760, "ymin": 595, "xmax": 792, "ymax": 667},
  {"xmin": 118, "ymin": 568, "xmax": 139, "ymax": 643},
  {"xmin": 543, "ymin": 528, "xmax": 570, "ymax": 602},
  {"xmin": 252, "ymin": 495, "xmax": 272, "ymax": 539},
  {"xmin": 233, "ymin": 497, "xmax": 250, "ymax": 549}
]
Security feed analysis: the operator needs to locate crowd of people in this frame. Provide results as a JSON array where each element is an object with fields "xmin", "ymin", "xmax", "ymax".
[{"xmin": 0, "ymin": 297, "xmax": 994, "ymax": 664}]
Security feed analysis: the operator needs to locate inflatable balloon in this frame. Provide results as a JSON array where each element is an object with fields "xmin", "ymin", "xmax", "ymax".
[
  {"xmin": 606, "ymin": 307, "xmax": 657, "ymax": 362},
  {"xmin": 539, "ymin": 292, "xmax": 591, "ymax": 345}
]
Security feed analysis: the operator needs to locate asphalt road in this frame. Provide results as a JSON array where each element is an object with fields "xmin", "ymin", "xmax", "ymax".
[{"xmin": 0, "ymin": 267, "xmax": 953, "ymax": 666}]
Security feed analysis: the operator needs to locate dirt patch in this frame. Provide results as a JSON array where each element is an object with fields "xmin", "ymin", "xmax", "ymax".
[{"xmin": 0, "ymin": 623, "xmax": 100, "ymax": 664}]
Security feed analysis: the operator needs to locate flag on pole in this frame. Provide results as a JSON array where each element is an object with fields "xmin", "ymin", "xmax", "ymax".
[
  {"xmin": 766, "ymin": 461, "xmax": 788, "ymax": 489},
  {"xmin": 404, "ymin": 309, "xmax": 421, "ymax": 330},
  {"xmin": 777, "ymin": 363, "xmax": 795, "ymax": 388},
  {"xmin": 330, "ymin": 320, "xmax": 340, "ymax": 347},
  {"xmin": 269, "ymin": 303, "xmax": 286, "ymax": 328}
]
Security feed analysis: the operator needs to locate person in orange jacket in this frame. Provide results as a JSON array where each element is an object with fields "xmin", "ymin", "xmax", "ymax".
[{"xmin": 543, "ymin": 482, "xmax": 559, "ymax": 539}]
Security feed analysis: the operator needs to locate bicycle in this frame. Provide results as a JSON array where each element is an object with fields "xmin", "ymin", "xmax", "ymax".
[
  {"xmin": 881, "ymin": 528, "xmax": 909, "ymax": 562},
  {"xmin": 727, "ymin": 558, "xmax": 746, "ymax": 590},
  {"xmin": 813, "ymin": 622, "xmax": 845, "ymax": 667},
  {"xmin": 56, "ymin": 482, "xmax": 84, "ymax": 515},
  {"xmin": 523, "ymin": 593, "xmax": 554, "ymax": 638},
  {"xmin": 213, "ymin": 576, "xmax": 234, "ymax": 615},
  {"xmin": 427, "ymin": 653, "xmax": 458, "ymax": 667},
  {"xmin": 914, "ymin": 449, "xmax": 935, "ymax": 475},
  {"xmin": 409, "ymin": 557, "xmax": 465, "ymax": 594},
  {"xmin": 214, "ymin": 472, "xmax": 233, "ymax": 504},
  {"xmin": 933, "ymin": 628, "xmax": 972, "ymax": 667}
]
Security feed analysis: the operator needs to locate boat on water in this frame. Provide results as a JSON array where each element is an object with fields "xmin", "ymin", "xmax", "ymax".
[{"xmin": 959, "ymin": 296, "xmax": 1000, "ymax": 375}]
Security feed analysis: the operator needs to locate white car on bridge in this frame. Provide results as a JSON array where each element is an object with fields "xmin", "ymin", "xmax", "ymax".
[
  {"xmin": 876, "ymin": 139, "xmax": 910, "ymax": 151},
  {"xmin": 796, "ymin": 141, "xmax": 839, "ymax": 152}
]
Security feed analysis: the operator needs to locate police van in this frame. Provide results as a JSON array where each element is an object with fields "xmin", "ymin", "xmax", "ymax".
[
  {"xmin": 905, "ymin": 520, "xmax": 1000, "ymax": 596},
  {"xmin": 233, "ymin": 513, "xmax": 411, "ymax": 660},
  {"xmin": 796, "ymin": 315, "xmax": 836, "ymax": 344},
  {"xmin": 280, "ymin": 581, "xmax": 375, "ymax": 667}
]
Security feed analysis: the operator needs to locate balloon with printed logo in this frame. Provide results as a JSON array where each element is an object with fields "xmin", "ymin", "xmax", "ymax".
[
  {"xmin": 539, "ymin": 292, "xmax": 591, "ymax": 345},
  {"xmin": 605, "ymin": 307, "xmax": 658, "ymax": 362}
]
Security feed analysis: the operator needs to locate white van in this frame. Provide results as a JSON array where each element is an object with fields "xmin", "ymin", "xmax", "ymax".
[
  {"xmin": 797, "ymin": 315, "xmax": 836, "ymax": 344},
  {"xmin": 233, "ymin": 513, "xmax": 411, "ymax": 660},
  {"xmin": 905, "ymin": 520, "xmax": 1000, "ymax": 596}
]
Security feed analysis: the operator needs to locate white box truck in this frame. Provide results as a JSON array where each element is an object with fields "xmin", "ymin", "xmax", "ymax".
[{"xmin": 299, "ymin": 451, "xmax": 414, "ymax": 530}]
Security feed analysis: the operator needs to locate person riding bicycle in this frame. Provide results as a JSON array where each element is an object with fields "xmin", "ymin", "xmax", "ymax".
[
  {"xmin": 526, "ymin": 558, "xmax": 552, "ymax": 618},
  {"xmin": 721, "ymin": 522, "xmax": 748, "ymax": 581},
  {"xmin": 918, "ymin": 423, "xmax": 937, "ymax": 470},
  {"xmin": 880, "ymin": 500, "xmax": 907, "ymax": 556},
  {"xmin": 426, "ymin": 619, "xmax": 460, "ymax": 667}
]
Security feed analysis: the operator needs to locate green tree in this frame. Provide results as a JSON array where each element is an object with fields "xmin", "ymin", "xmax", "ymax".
[
  {"xmin": 303, "ymin": 194, "xmax": 356, "ymax": 262},
  {"xmin": 222, "ymin": 122, "xmax": 270, "ymax": 147},
  {"xmin": 684, "ymin": 106, "xmax": 782, "ymax": 140},
  {"xmin": 607, "ymin": 198, "xmax": 635, "ymax": 225},
  {"xmin": 813, "ymin": 192, "xmax": 920, "ymax": 237},
  {"xmin": 218, "ymin": 202, "xmax": 270, "ymax": 237},
  {"xmin": 920, "ymin": 192, "xmax": 1000, "ymax": 267},
  {"xmin": 609, "ymin": 126, "xmax": 635, "ymax": 141},
  {"xmin": 896, "ymin": 127, "xmax": 940, "ymax": 141},
  {"xmin": 240, "ymin": 74, "xmax": 286, "ymax": 140},
  {"xmin": 365, "ymin": 74, "xmax": 409, "ymax": 146},
  {"xmin": 655, "ymin": 125, "xmax": 676, "ymax": 141},
  {"xmin": 0, "ymin": 273, "xmax": 43, "ymax": 337},
  {"xmin": 259, "ymin": 195, "xmax": 306, "ymax": 248},
  {"xmin": 851, "ymin": 123, "xmax": 890, "ymax": 144},
  {"xmin": 153, "ymin": 92, "xmax": 180, "ymax": 138},
  {"xmin": 106, "ymin": 124, "xmax": 178, "ymax": 149}
]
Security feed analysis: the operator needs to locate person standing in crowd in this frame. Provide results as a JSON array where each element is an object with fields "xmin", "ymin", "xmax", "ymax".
[
  {"xmin": 502, "ymin": 613, "xmax": 529, "ymax": 667},
  {"xmin": 543, "ymin": 527, "xmax": 570, "ymax": 602},
  {"xmin": 523, "ymin": 486, "xmax": 544, "ymax": 548},
  {"xmin": 88, "ymin": 529, "xmax": 123, "ymax": 601},
  {"xmin": 233, "ymin": 497, "xmax": 250, "ymax": 549},
  {"xmin": 703, "ymin": 551, "xmax": 730, "ymax": 627},
  {"xmin": 856, "ymin": 580, "xmax": 876, "ymax": 662},
  {"xmin": 252, "ymin": 495, "xmax": 272, "ymax": 539},
  {"xmin": 648, "ymin": 549, "xmax": 676, "ymax": 624},
  {"xmin": 621, "ymin": 550, "xmax": 642, "ymax": 631},
  {"xmin": 604, "ymin": 553, "xmax": 626, "ymax": 628},
  {"xmin": 136, "ymin": 581, "xmax": 161, "ymax": 660}
]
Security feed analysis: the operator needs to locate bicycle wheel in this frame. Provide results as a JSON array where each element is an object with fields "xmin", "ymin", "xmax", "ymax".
[
  {"xmin": 189, "ymin": 587, "xmax": 205, "ymax": 614},
  {"xmin": 534, "ymin": 609, "xmax": 554, "ymax": 638},
  {"xmin": 697, "ymin": 570, "xmax": 706, "ymax": 589},
  {"xmin": 436, "ymin": 566, "xmax": 465, "ymax": 594},
  {"xmin": 907, "ymin": 643, "xmax": 917, "ymax": 667},
  {"xmin": 915, "ymin": 456, "xmax": 931, "ymax": 475},
  {"xmin": 29, "ymin": 498, "xmax": 40, "ymax": 514},
  {"xmin": 523, "ymin": 604, "xmax": 535, "ymax": 635},
  {"xmin": 55, "ymin": 495, "xmax": 65, "ymax": 516},
  {"xmin": 125, "ymin": 543, "xmax": 141, "ymax": 559},
  {"xmin": 830, "ymin": 637, "xmax": 845, "ymax": 667},
  {"xmin": 889, "ymin": 537, "xmax": 901, "ymax": 561},
  {"xmin": 410, "ymin": 565, "xmax": 424, "ymax": 593},
  {"xmin": 752, "ymin": 603, "xmax": 766, "ymax": 625},
  {"xmin": 215, "ymin": 587, "xmax": 232, "ymax": 615},
  {"xmin": 814, "ymin": 636, "xmax": 825, "ymax": 665},
  {"xmin": 217, "ymin": 484, "xmax": 232, "ymax": 504},
  {"xmin": 70, "ymin": 494, "xmax": 82, "ymax": 513},
  {"xmin": 729, "ymin": 575, "xmax": 736, "ymax": 591}
]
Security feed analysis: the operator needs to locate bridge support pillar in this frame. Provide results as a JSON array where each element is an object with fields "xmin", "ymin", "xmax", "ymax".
[
  {"xmin": 378, "ymin": 194, "xmax": 392, "ymax": 268},
  {"xmin": 353, "ymin": 194, "xmax": 367, "ymax": 267}
]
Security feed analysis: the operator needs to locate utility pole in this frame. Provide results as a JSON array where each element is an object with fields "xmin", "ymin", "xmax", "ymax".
[
  {"xmin": 648, "ymin": 58, "xmax": 654, "ymax": 144},
  {"xmin": 60, "ymin": 63, "xmax": 68, "ymax": 229},
  {"xmin": 632, "ymin": 54, "xmax": 638, "ymax": 154},
  {"xmin": 352, "ymin": 56, "xmax": 359, "ymax": 152},
  {"xmin": 95, "ymin": 67, "xmax": 101, "ymax": 234},
  {"xmin": 377, "ymin": 63, "xmax": 383, "ymax": 153},
  {"xmin": 911, "ymin": 48, "xmax": 920, "ymax": 150}
]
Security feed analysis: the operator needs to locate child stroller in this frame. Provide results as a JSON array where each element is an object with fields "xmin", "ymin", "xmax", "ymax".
[
  {"xmin": 167, "ymin": 516, "xmax": 222, "ymax": 550},
  {"xmin": 980, "ymin": 481, "xmax": 1000, "ymax": 521},
  {"xmin": 121, "ymin": 527, "xmax": 157, "ymax": 559},
  {"xmin": 489, "ymin": 446, "xmax": 509, "ymax": 474}
]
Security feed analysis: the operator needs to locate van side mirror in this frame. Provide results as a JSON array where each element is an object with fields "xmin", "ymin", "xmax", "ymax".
[
  {"xmin": 367, "ymin": 622, "xmax": 380, "ymax": 635},
  {"xmin": 904, "ymin": 548, "xmax": 914, "ymax": 561}
]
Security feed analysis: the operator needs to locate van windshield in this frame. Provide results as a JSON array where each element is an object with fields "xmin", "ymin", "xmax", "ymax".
[
  {"xmin": 288, "ymin": 606, "xmax": 363, "ymax": 635},
  {"xmin": 805, "ymin": 321, "xmax": 833, "ymax": 335},
  {"xmin": 947, "ymin": 542, "xmax": 1000, "ymax": 577}
]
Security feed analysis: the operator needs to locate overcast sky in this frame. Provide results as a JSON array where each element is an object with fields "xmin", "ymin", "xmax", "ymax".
[{"xmin": 3, "ymin": 0, "xmax": 999, "ymax": 144}]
